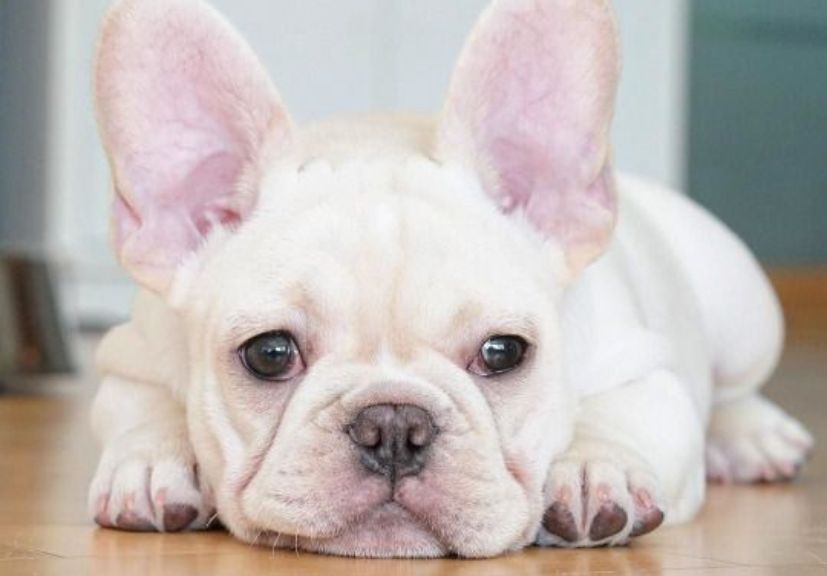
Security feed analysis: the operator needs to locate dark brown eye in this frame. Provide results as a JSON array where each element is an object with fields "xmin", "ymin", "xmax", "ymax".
[
  {"xmin": 469, "ymin": 335, "xmax": 528, "ymax": 376},
  {"xmin": 239, "ymin": 331, "xmax": 304, "ymax": 381}
]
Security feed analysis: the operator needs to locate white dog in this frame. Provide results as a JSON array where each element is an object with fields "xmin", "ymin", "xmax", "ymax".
[{"xmin": 88, "ymin": 0, "xmax": 813, "ymax": 558}]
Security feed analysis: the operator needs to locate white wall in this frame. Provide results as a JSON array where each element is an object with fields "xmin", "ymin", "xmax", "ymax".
[
  {"xmin": 49, "ymin": 0, "xmax": 689, "ymax": 324},
  {"xmin": 613, "ymin": 0, "xmax": 689, "ymax": 189}
]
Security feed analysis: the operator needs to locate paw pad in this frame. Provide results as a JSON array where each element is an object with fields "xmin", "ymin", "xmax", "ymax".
[
  {"xmin": 162, "ymin": 504, "xmax": 199, "ymax": 532},
  {"xmin": 542, "ymin": 502, "xmax": 579, "ymax": 543},
  {"xmin": 537, "ymin": 458, "xmax": 664, "ymax": 548},
  {"xmin": 589, "ymin": 503, "xmax": 627, "ymax": 541}
]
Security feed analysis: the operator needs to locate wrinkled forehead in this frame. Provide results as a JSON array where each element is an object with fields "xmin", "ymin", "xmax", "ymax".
[{"xmin": 193, "ymin": 158, "xmax": 561, "ymax": 349}]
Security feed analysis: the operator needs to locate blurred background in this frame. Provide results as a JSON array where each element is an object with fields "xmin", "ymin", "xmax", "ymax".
[{"xmin": 1, "ymin": 0, "xmax": 825, "ymax": 374}]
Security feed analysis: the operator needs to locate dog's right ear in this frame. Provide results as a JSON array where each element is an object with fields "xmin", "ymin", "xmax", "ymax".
[
  {"xmin": 95, "ymin": 0, "xmax": 292, "ymax": 294},
  {"xmin": 436, "ymin": 0, "xmax": 620, "ymax": 278}
]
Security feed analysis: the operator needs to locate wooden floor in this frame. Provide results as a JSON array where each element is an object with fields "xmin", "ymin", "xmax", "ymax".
[{"xmin": 1, "ymin": 272, "xmax": 825, "ymax": 575}]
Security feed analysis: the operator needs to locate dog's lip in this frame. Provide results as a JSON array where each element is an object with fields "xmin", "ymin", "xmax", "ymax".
[
  {"xmin": 255, "ymin": 500, "xmax": 450, "ymax": 558},
  {"xmin": 254, "ymin": 499, "xmax": 438, "ymax": 546}
]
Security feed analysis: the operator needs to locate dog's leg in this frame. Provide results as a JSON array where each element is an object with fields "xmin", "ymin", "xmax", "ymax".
[
  {"xmin": 88, "ymin": 293, "xmax": 213, "ymax": 533},
  {"xmin": 701, "ymin": 258, "xmax": 813, "ymax": 483},
  {"xmin": 88, "ymin": 374, "xmax": 214, "ymax": 532},
  {"xmin": 704, "ymin": 310, "xmax": 813, "ymax": 483},
  {"xmin": 658, "ymin": 187, "xmax": 814, "ymax": 482},
  {"xmin": 536, "ymin": 369, "xmax": 705, "ymax": 548}
]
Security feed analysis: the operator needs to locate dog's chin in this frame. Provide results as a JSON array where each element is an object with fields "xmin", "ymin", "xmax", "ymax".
[{"xmin": 261, "ymin": 503, "xmax": 448, "ymax": 558}]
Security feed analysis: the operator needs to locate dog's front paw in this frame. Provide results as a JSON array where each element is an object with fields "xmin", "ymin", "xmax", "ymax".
[
  {"xmin": 536, "ymin": 452, "xmax": 664, "ymax": 548},
  {"xmin": 89, "ymin": 432, "xmax": 214, "ymax": 533}
]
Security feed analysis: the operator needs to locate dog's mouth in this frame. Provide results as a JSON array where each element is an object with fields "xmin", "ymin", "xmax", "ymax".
[
  {"xmin": 231, "ymin": 403, "xmax": 538, "ymax": 558},
  {"xmin": 234, "ymin": 445, "xmax": 538, "ymax": 558},
  {"xmin": 256, "ymin": 501, "xmax": 448, "ymax": 558}
]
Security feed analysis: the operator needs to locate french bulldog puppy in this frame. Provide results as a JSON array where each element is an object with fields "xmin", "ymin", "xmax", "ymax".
[{"xmin": 88, "ymin": 0, "xmax": 813, "ymax": 558}]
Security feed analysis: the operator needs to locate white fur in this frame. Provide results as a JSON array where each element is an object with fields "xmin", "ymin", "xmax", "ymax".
[
  {"xmin": 89, "ymin": 157, "xmax": 812, "ymax": 553},
  {"xmin": 88, "ymin": 0, "xmax": 812, "ymax": 558}
]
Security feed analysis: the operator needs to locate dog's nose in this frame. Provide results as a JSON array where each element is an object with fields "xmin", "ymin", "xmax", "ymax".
[{"xmin": 347, "ymin": 404, "xmax": 437, "ymax": 480}]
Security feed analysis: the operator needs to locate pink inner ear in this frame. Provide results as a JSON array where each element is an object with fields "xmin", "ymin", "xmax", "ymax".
[
  {"xmin": 96, "ymin": 0, "xmax": 289, "ymax": 292},
  {"xmin": 438, "ymin": 0, "xmax": 620, "ymax": 272},
  {"xmin": 113, "ymin": 151, "xmax": 244, "ymax": 278},
  {"xmin": 185, "ymin": 153, "xmax": 246, "ymax": 236}
]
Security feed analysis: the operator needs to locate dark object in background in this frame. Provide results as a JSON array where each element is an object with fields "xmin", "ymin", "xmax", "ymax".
[
  {"xmin": 0, "ymin": 253, "xmax": 73, "ymax": 378},
  {"xmin": 0, "ymin": 4, "xmax": 73, "ymax": 381}
]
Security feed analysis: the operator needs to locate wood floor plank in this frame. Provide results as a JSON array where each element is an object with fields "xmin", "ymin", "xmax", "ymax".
[
  {"xmin": 0, "ymin": 543, "xmax": 56, "ymax": 562},
  {"xmin": 0, "ymin": 550, "xmax": 735, "ymax": 576}
]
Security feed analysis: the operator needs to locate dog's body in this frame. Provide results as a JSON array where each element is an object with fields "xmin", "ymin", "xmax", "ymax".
[{"xmin": 89, "ymin": 0, "xmax": 812, "ymax": 558}]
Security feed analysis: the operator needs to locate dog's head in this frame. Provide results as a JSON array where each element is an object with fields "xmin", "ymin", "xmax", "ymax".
[{"xmin": 95, "ymin": 0, "xmax": 619, "ymax": 558}]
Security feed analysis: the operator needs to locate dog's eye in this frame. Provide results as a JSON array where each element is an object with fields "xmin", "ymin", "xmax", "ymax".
[
  {"xmin": 469, "ymin": 335, "xmax": 528, "ymax": 376},
  {"xmin": 239, "ymin": 331, "xmax": 304, "ymax": 381}
]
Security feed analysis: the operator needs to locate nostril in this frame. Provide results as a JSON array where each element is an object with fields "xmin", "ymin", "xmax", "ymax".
[
  {"xmin": 397, "ymin": 405, "xmax": 436, "ymax": 448},
  {"xmin": 407, "ymin": 422, "xmax": 430, "ymax": 447},
  {"xmin": 348, "ymin": 404, "xmax": 395, "ymax": 449},
  {"xmin": 347, "ymin": 421, "xmax": 380, "ymax": 448}
]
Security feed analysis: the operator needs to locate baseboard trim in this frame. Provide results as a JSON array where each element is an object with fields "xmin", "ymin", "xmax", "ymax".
[{"xmin": 769, "ymin": 267, "xmax": 827, "ymax": 342}]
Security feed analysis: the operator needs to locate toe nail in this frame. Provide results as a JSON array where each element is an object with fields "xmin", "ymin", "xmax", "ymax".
[
  {"xmin": 163, "ymin": 504, "xmax": 198, "ymax": 532},
  {"xmin": 630, "ymin": 507, "xmax": 665, "ymax": 537},
  {"xmin": 543, "ymin": 502, "xmax": 580, "ymax": 543},
  {"xmin": 589, "ymin": 503, "xmax": 628, "ymax": 541}
]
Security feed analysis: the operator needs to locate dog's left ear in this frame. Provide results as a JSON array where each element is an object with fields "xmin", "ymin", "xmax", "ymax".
[{"xmin": 436, "ymin": 0, "xmax": 620, "ymax": 276}]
